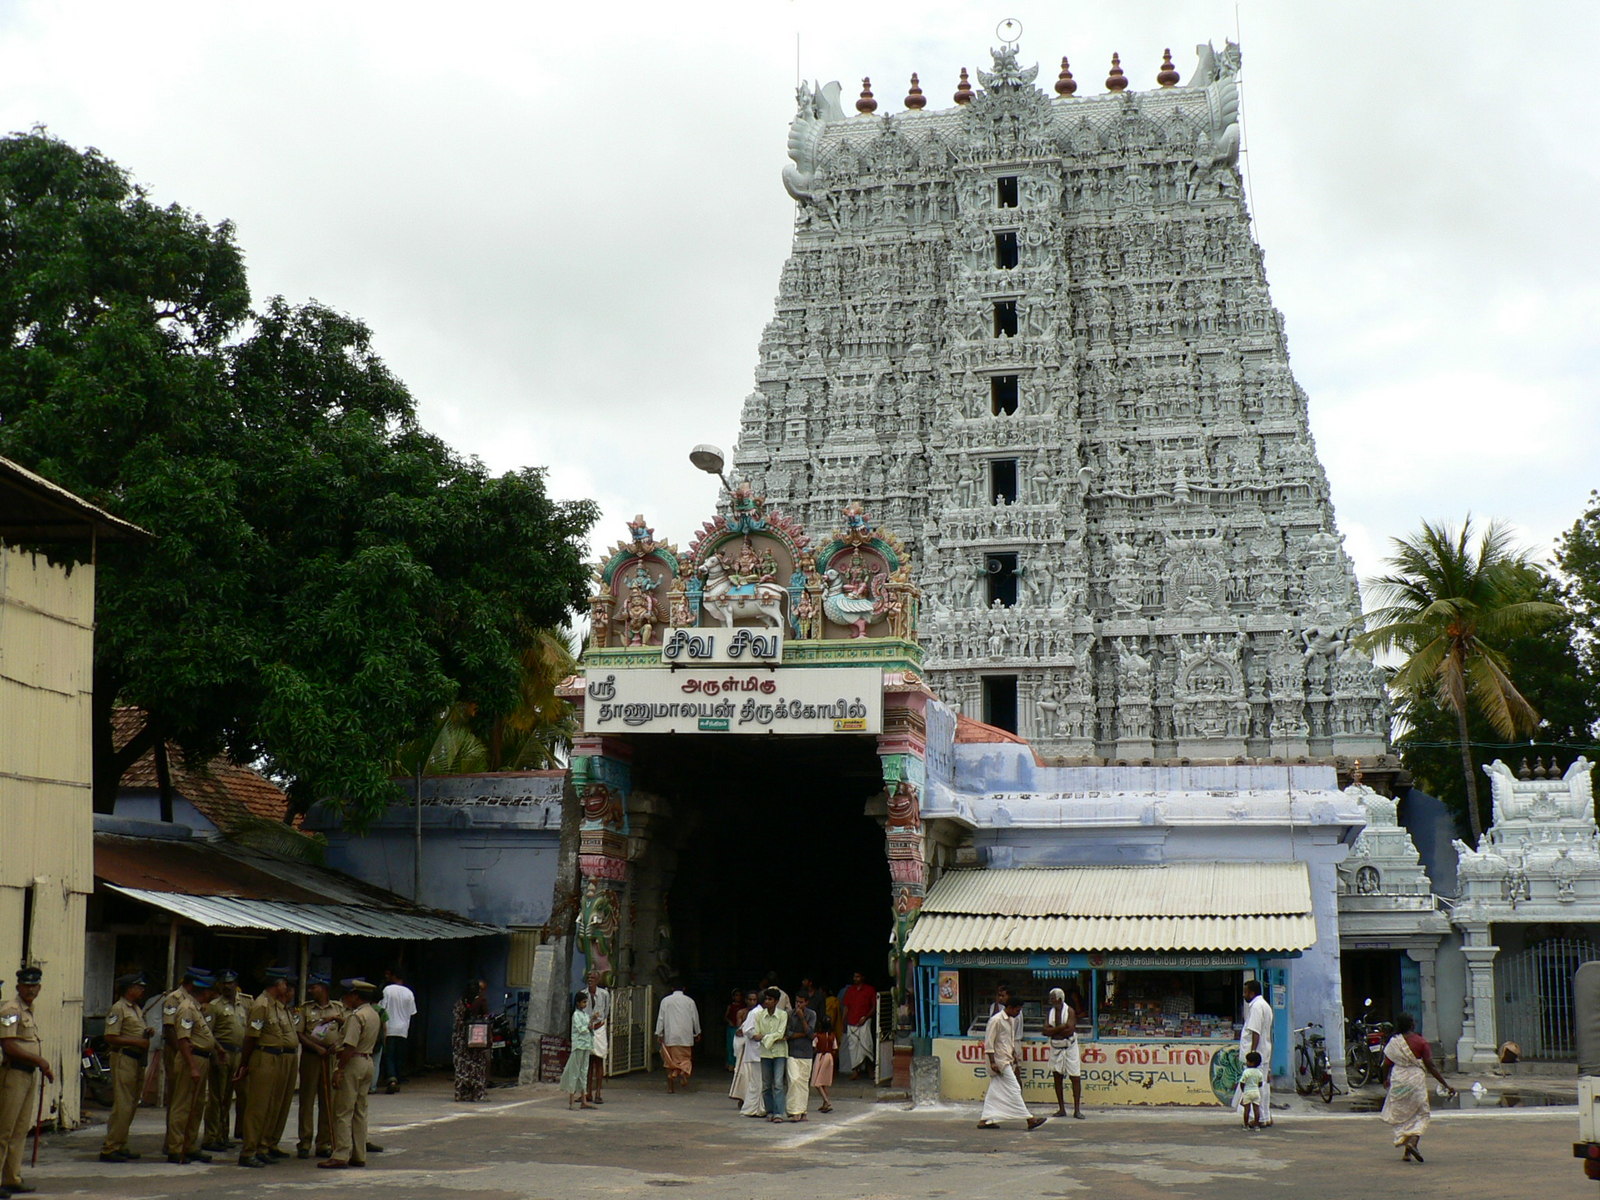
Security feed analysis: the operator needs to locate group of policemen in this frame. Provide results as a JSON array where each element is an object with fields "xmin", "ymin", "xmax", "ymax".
[{"xmin": 95, "ymin": 964, "xmax": 383, "ymax": 1175}]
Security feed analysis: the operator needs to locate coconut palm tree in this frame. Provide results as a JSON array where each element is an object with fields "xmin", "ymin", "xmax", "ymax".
[{"xmin": 1353, "ymin": 518, "xmax": 1562, "ymax": 841}]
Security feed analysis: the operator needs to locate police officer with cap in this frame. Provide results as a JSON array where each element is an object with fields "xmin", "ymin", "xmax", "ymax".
[
  {"xmin": 202, "ymin": 968, "xmax": 248, "ymax": 1152},
  {"xmin": 166, "ymin": 967, "xmax": 218, "ymax": 1164},
  {"xmin": 100, "ymin": 972, "xmax": 152, "ymax": 1162},
  {"xmin": 319, "ymin": 979, "xmax": 381, "ymax": 1170},
  {"xmin": 295, "ymin": 972, "xmax": 344, "ymax": 1159},
  {"xmin": 234, "ymin": 966, "xmax": 297, "ymax": 1168},
  {"xmin": 0, "ymin": 966, "xmax": 54, "ymax": 1197}
]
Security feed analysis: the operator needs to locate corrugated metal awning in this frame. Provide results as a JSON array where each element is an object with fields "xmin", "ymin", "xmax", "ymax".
[
  {"xmin": 904, "ymin": 863, "xmax": 1315, "ymax": 954},
  {"xmin": 106, "ymin": 886, "xmax": 500, "ymax": 940}
]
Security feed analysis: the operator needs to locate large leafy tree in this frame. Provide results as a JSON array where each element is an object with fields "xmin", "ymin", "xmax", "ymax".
[
  {"xmin": 1354, "ymin": 518, "xmax": 1563, "ymax": 841},
  {"xmin": 1556, "ymin": 491, "xmax": 1600, "ymax": 708},
  {"xmin": 0, "ymin": 132, "xmax": 597, "ymax": 824}
]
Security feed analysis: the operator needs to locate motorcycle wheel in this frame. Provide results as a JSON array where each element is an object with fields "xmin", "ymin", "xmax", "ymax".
[{"xmin": 1346, "ymin": 1046, "xmax": 1370, "ymax": 1088}]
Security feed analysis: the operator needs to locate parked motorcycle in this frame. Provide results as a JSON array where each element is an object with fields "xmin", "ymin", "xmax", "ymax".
[
  {"xmin": 1345, "ymin": 997, "xmax": 1393, "ymax": 1087},
  {"xmin": 81, "ymin": 1034, "xmax": 113, "ymax": 1107},
  {"xmin": 490, "ymin": 1007, "xmax": 523, "ymax": 1080}
]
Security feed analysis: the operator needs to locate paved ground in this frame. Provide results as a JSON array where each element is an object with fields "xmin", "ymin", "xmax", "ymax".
[{"xmin": 24, "ymin": 1071, "xmax": 1592, "ymax": 1199}]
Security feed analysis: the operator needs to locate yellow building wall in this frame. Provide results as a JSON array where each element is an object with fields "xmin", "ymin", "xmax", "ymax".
[{"xmin": 0, "ymin": 542, "xmax": 96, "ymax": 1128}]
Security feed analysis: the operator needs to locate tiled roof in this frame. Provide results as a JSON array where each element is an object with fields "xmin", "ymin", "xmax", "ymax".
[
  {"xmin": 112, "ymin": 707, "xmax": 291, "ymax": 830},
  {"xmin": 954, "ymin": 714, "xmax": 1031, "ymax": 745}
]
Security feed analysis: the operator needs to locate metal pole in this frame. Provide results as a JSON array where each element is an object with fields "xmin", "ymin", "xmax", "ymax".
[{"xmin": 414, "ymin": 763, "xmax": 424, "ymax": 901}]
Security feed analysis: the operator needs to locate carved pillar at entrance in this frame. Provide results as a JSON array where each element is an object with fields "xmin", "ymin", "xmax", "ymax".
[
  {"xmin": 1456, "ymin": 926, "xmax": 1500, "ymax": 1067},
  {"xmin": 1404, "ymin": 944, "xmax": 1440, "ymax": 1046},
  {"xmin": 572, "ymin": 740, "xmax": 632, "ymax": 985}
]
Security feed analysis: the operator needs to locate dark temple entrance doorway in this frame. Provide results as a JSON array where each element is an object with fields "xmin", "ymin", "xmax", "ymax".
[{"xmin": 633, "ymin": 733, "xmax": 890, "ymax": 1030}]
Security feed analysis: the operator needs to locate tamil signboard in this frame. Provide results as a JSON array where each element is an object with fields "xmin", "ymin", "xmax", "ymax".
[
  {"xmin": 933, "ymin": 1037, "xmax": 1236, "ymax": 1106},
  {"xmin": 583, "ymin": 667, "xmax": 882, "ymax": 735},
  {"xmin": 660, "ymin": 627, "xmax": 782, "ymax": 665}
]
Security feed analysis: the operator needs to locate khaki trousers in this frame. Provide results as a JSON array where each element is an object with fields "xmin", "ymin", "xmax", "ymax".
[
  {"xmin": 239, "ymin": 1052, "xmax": 294, "ymax": 1158},
  {"xmin": 165, "ymin": 1056, "xmax": 209, "ymax": 1157},
  {"xmin": 296, "ymin": 1049, "xmax": 333, "ymax": 1152},
  {"xmin": 268, "ymin": 1047, "xmax": 298, "ymax": 1148},
  {"xmin": 0, "ymin": 1065, "xmax": 38, "ymax": 1187},
  {"xmin": 204, "ymin": 1046, "xmax": 239, "ymax": 1144},
  {"xmin": 101, "ymin": 1052, "xmax": 143, "ymax": 1153},
  {"xmin": 331, "ymin": 1054, "xmax": 374, "ymax": 1164}
]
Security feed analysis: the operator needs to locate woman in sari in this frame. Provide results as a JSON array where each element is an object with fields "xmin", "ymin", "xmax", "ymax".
[
  {"xmin": 451, "ymin": 980, "xmax": 491, "ymax": 1102},
  {"xmin": 560, "ymin": 992, "xmax": 596, "ymax": 1110},
  {"xmin": 1381, "ymin": 1012, "xmax": 1455, "ymax": 1162}
]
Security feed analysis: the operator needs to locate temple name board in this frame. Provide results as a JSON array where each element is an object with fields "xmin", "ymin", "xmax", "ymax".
[
  {"xmin": 583, "ymin": 667, "xmax": 882, "ymax": 735},
  {"xmin": 660, "ymin": 627, "xmax": 783, "ymax": 665}
]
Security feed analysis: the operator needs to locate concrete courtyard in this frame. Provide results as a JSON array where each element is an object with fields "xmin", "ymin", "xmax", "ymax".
[{"xmin": 25, "ymin": 1072, "xmax": 1589, "ymax": 1200}]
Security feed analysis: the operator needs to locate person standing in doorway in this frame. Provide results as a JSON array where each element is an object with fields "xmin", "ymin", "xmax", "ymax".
[
  {"xmin": 585, "ymin": 970, "xmax": 611, "ymax": 1104},
  {"xmin": 977, "ymin": 993, "xmax": 1046, "ymax": 1131},
  {"xmin": 841, "ymin": 971, "xmax": 877, "ymax": 1080},
  {"xmin": 784, "ymin": 991, "xmax": 817, "ymax": 1121},
  {"xmin": 1237, "ymin": 979, "xmax": 1274, "ymax": 1126},
  {"xmin": 655, "ymin": 981, "xmax": 701, "ymax": 1093},
  {"xmin": 1043, "ymin": 987, "xmax": 1084, "ymax": 1120},
  {"xmin": 100, "ymin": 972, "xmax": 151, "ymax": 1163},
  {"xmin": 0, "ymin": 967, "xmax": 55, "ymax": 1195},
  {"xmin": 380, "ymin": 967, "xmax": 416, "ymax": 1094},
  {"xmin": 753, "ymin": 987, "xmax": 789, "ymax": 1124},
  {"xmin": 723, "ymin": 987, "xmax": 744, "ymax": 1072}
]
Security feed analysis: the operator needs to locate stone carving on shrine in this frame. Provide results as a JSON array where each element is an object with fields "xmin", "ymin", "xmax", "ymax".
[
  {"xmin": 588, "ymin": 514, "xmax": 683, "ymax": 650},
  {"xmin": 732, "ymin": 34, "xmax": 1386, "ymax": 759}
]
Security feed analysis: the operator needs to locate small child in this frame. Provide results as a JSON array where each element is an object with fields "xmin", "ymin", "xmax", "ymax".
[{"xmin": 1239, "ymin": 1051, "xmax": 1265, "ymax": 1130}]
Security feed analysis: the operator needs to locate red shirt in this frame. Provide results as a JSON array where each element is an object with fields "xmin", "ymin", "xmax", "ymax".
[
  {"xmin": 1404, "ymin": 1032, "xmax": 1432, "ymax": 1061},
  {"xmin": 842, "ymin": 983, "xmax": 877, "ymax": 1026}
]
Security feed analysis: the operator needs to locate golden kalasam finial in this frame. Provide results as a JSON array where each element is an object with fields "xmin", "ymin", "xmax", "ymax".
[
  {"xmin": 1054, "ymin": 56, "xmax": 1077, "ymax": 96},
  {"xmin": 1106, "ymin": 52, "xmax": 1128, "ymax": 92},
  {"xmin": 856, "ymin": 77, "xmax": 878, "ymax": 115},
  {"xmin": 954, "ymin": 67, "xmax": 974, "ymax": 104},
  {"xmin": 904, "ymin": 73, "xmax": 926, "ymax": 110},
  {"xmin": 1157, "ymin": 47, "xmax": 1180, "ymax": 87}
]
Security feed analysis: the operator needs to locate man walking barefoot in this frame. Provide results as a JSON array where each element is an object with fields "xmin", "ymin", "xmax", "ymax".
[
  {"xmin": 655, "ymin": 981, "xmax": 700, "ymax": 1093},
  {"xmin": 977, "ymin": 994, "xmax": 1045, "ymax": 1131}
]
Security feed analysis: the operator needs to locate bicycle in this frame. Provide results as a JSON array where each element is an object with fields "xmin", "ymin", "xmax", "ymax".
[{"xmin": 1294, "ymin": 1022, "xmax": 1336, "ymax": 1102}]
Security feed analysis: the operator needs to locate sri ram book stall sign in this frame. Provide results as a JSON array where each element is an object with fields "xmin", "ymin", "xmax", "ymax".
[
  {"xmin": 582, "ymin": 667, "xmax": 883, "ymax": 734},
  {"xmin": 933, "ymin": 1038, "xmax": 1238, "ymax": 1106}
]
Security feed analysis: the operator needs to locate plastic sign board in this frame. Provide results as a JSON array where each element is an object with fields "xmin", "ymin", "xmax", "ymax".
[{"xmin": 583, "ymin": 667, "xmax": 882, "ymax": 735}]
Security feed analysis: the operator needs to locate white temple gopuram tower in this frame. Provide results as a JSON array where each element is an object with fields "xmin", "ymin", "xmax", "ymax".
[{"xmin": 732, "ymin": 39, "xmax": 1388, "ymax": 761}]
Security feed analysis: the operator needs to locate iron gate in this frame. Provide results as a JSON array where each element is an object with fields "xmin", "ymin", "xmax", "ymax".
[
  {"xmin": 1497, "ymin": 937, "xmax": 1600, "ymax": 1060},
  {"xmin": 605, "ymin": 984, "xmax": 654, "ymax": 1076}
]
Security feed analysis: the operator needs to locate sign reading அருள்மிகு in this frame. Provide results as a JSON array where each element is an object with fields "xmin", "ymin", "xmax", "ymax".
[
  {"xmin": 659, "ymin": 627, "xmax": 782, "ymax": 665},
  {"xmin": 582, "ymin": 667, "xmax": 882, "ymax": 734}
]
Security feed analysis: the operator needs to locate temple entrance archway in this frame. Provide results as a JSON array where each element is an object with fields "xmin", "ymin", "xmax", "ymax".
[{"xmin": 631, "ymin": 733, "xmax": 891, "ymax": 1008}]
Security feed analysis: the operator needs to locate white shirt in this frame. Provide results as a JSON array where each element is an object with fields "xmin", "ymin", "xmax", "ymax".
[
  {"xmin": 382, "ymin": 983, "xmax": 417, "ymax": 1037},
  {"xmin": 655, "ymin": 990, "xmax": 701, "ymax": 1046},
  {"xmin": 739, "ymin": 1006, "xmax": 763, "ymax": 1064},
  {"xmin": 1241, "ymin": 994, "xmax": 1273, "ymax": 1063}
]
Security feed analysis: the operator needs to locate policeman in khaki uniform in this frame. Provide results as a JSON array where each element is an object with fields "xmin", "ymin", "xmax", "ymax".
[
  {"xmin": 99, "ymin": 972, "xmax": 152, "ymax": 1162},
  {"xmin": 295, "ymin": 973, "xmax": 345, "ymax": 1158},
  {"xmin": 1, "ymin": 966, "xmax": 56, "ymax": 1196},
  {"xmin": 202, "ymin": 969, "xmax": 249, "ymax": 1151},
  {"xmin": 165, "ymin": 968, "xmax": 218, "ymax": 1164},
  {"xmin": 234, "ymin": 967, "xmax": 298, "ymax": 1168},
  {"xmin": 318, "ymin": 979, "xmax": 381, "ymax": 1170}
]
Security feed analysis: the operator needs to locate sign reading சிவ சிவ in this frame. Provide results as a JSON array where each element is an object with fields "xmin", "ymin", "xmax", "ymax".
[
  {"xmin": 659, "ymin": 626, "xmax": 783, "ymax": 665},
  {"xmin": 582, "ymin": 667, "xmax": 882, "ymax": 735}
]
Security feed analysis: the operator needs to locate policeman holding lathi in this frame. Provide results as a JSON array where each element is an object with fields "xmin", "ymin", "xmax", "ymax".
[{"xmin": 0, "ymin": 966, "xmax": 55, "ymax": 1197}]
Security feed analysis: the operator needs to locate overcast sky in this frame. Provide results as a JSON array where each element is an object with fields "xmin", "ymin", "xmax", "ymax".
[{"xmin": 4, "ymin": 1, "xmax": 1596, "ymax": 590}]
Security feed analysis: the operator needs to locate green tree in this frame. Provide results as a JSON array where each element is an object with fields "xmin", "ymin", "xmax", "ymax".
[
  {"xmin": 1392, "ymin": 572, "xmax": 1596, "ymax": 829},
  {"xmin": 1354, "ymin": 518, "xmax": 1563, "ymax": 841},
  {"xmin": 1556, "ymin": 490, "xmax": 1600, "ymax": 710},
  {"xmin": 0, "ymin": 131, "xmax": 598, "ymax": 825}
]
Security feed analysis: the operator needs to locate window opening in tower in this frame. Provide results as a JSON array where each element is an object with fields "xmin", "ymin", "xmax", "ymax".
[
  {"xmin": 983, "ymin": 675, "xmax": 1019, "ymax": 733},
  {"xmin": 990, "ymin": 375, "xmax": 1019, "ymax": 416},
  {"xmin": 996, "ymin": 176, "xmax": 1019, "ymax": 208},
  {"xmin": 995, "ymin": 230, "xmax": 1019, "ymax": 270},
  {"xmin": 993, "ymin": 300, "xmax": 1017, "ymax": 338},
  {"xmin": 985, "ymin": 552, "xmax": 1019, "ymax": 608},
  {"xmin": 990, "ymin": 459, "xmax": 1019, "ymax": 505}
]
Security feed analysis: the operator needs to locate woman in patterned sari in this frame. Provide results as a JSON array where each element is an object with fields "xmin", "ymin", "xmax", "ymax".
[
  {"xmin": 451, "ymin": 981, "xmax": 491, "ymax": 1102},
  {"xmin": 1381, "ymin": 1012, "xmax": 1455, "ymax": 1162}
]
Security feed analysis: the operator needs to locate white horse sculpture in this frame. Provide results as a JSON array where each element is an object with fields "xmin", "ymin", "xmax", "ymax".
[{"xmin": 698, "ymin": 556, "xmax": 786, "ymax": 628}]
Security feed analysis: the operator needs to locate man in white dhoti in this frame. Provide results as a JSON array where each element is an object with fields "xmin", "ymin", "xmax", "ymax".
[
  {"xmin": 977, "ymin": 995, "xmax": 1046, "ymax": 1130},
  {"xmin": 1043, "ymin": 987, "xmax": 1084, "ymax": 1119},
  {"xmin": 1236, "ymin": 979, "xmax": 1274, "ymax": 1126},
  {"xmin": 737, "ymin": 1003, "xmax": 766, "ymax": 1117}
]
